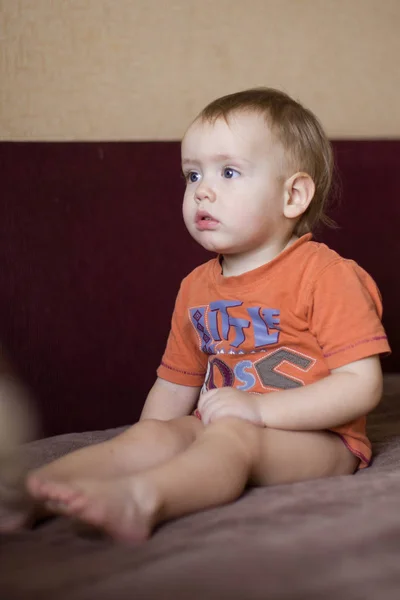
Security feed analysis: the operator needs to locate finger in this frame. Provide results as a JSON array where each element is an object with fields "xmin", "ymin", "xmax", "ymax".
[
  {"xmin": 198, "ymin": 402, "xmax": 212, "ymax": 425},
  {"xmin": 208, "ymin": 406, "xmax": 238, "ymax": 424},
  {"xmin": 199, "ymin": 401, "xmax": 221, "ymax": 425},
  {"xmin": 206, "ymin": 400, "xmax": 242, "ymax": 424},
  {"xmin": 198, "ymin": 388, "xmax": 219, "ymax": 413}
]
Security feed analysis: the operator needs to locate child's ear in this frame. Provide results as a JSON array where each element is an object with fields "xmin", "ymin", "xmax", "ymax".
[{"xmin": 283, "ymin": 172, "xmax": 315, "ymax": 219}]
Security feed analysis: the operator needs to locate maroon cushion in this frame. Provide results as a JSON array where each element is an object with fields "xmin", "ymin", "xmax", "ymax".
[{"xmin": 0, "ymin": 141, "xmax": 398, "ymax": 436}]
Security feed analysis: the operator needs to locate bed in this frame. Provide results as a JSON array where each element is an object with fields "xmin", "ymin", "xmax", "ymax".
[
  {"xmin": 0, "ymin": 141, "xmax": 399, "ymax": 599},
  {"xmin": 0, "ymin": 375, "xmax": 399, "ymax": 599}
]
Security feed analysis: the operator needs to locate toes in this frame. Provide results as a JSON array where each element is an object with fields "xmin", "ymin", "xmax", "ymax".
[
  {"xmin": 45, "ymin": 492, "xmax": 87, "ymax": 516},
  {"xmin": 42, "ymin": 485, "xmax": 84, "ymax": 514},
  {"xmin": 25, "ymin": 474, "xmax": 46, "ymax": 499},
  {"xmin": 44, "ymin": 499, "xmax": 68, "ymax": 514},
  {"xmin": 26, "ymin": 476, "xmax": 86, "ymax": 517},
  {"xmin": 29, "ymin": 479, "xmax": 54, "ymax": 502}
]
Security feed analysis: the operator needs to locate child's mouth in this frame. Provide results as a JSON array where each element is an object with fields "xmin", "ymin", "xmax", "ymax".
[{"xmin": 196, "ymin": 216, "xmax": 219, "ymax": 231}]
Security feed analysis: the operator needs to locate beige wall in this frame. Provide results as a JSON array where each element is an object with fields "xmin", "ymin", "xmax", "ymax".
[{"xmin": 1, "ymin": 0, "xmax": 399, "ymax": 140}]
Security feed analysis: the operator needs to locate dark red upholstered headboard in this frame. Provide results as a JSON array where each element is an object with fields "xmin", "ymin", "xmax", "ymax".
[{"xmin": 0, "ymin": 141, "xmax": 398, "ymax": 436}]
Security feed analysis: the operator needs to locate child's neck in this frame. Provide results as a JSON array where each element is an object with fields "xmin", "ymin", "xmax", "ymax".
[{"xmin": 221, "ymin": 234, "xmax": 298, "ymax": 277}]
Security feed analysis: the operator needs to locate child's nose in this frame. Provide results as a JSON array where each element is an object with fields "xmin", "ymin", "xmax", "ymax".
[{"xmin": 195, "ymin": 180, "xmax": 216, "ymax": 203}]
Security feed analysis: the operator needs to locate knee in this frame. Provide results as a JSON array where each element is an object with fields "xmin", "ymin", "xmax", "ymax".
[
  {"xmin": 122, "ymin": 417, "xmax": 199, "ymax": 451},
  {"xmin": 203, "ymin": 417, "xmax": 261, "ymax": 462},
  {"xmin": 121, "ymin": 419, "xmax": 171, "ymax": 444},
  {"xmin": 206, "ymin": 416, "xmax": 256, "ymax": 436}
]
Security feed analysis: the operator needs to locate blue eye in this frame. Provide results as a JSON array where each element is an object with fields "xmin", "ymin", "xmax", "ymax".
[
  {"xmin": 223, "ymin": 167, "xmax": 239, "ymax": 179},
  {"xmin": 185, "ymin": 171, "xmax": 200, "ymax": 183}
]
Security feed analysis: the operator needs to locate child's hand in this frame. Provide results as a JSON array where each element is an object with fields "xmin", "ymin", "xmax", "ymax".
[{"xmin": 197, "ymin": 387, "xmax": 263, "ymax": 426}]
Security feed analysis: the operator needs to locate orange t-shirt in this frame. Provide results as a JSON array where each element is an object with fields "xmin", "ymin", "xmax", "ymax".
[{"xmin": 157, "ymin": 235, "xmax": 390, "ymax": 467}]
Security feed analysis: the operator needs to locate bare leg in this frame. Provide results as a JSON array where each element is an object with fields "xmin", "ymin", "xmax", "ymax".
[
  {"xmin": 29, "ymin": 417, "xmax": 203, "ymax": 482},
  {"xmin": 0, "ymin": 416, "xmax": 202, "ymax": 532},
  {"xmin": 26, "ymin": 418, "xmax": 358, "ymax": 543}
]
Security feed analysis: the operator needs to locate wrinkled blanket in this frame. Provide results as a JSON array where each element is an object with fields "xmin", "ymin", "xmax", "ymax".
[{"xmin": 1, "ymin": 376, "xmax": 400, "ymax": 600}]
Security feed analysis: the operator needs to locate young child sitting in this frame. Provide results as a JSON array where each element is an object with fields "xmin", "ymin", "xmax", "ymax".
[{"xmin": 2, "ymin": 88, "xmax": 390, "ymax": 543}]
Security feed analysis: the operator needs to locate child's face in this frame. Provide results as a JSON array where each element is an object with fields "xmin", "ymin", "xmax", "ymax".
[{"xmin": 181, "ymin": 111, "xmax": 289, "ymax": 257}]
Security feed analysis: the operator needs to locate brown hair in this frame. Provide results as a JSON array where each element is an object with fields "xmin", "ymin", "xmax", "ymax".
[{"xmin": 197, "ymin": 88, "xmax": 335, "ymax": 236}]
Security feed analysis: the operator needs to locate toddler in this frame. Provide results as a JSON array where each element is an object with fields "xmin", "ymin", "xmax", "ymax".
[{"xmin": 2, "ymin": 88, "xmax": 390, "ymax": 542}]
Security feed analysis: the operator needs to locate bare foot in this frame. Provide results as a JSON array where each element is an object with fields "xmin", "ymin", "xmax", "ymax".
[{"xmin": 26, "ymin": 474, "xmax": 161, "ymax": 543}]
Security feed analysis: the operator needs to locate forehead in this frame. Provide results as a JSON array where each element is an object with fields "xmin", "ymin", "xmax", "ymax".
[{"xmin": 181, "ymin": 111, "xmax": 274, "ymax": 159}]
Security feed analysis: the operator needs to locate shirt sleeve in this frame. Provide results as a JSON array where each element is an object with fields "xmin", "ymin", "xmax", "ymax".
[
  {"xmin": 157, "ymin": 278, "xmax": 208, "ymax": 386},
  {"xmin": 308, "ymin": 259, "xmax": 391, "ymax": 370}
]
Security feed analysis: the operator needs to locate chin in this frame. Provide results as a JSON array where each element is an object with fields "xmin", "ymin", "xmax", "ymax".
[{"xmin": 197, "ymin": 241, "xmax": 222, "ymax": 254}]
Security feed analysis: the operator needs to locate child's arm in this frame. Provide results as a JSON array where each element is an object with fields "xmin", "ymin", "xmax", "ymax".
[
  {"xmin": 198, "ymin": 355, "xmax": 382, "ymax": 430},
  {"xmin": 256, "ymin": 355, "xmax": 382, "ymax": 430},
  {"xmin": 140, "ymin": 377, "xmax": 201, "ymax": 421}
]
